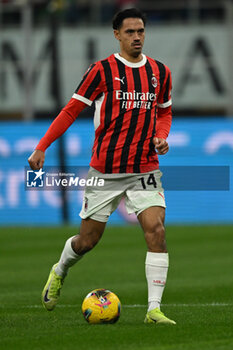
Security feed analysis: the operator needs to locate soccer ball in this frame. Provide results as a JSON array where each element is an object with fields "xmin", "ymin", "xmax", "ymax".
[{"xmin": 82, "ymin": 288, "xmax": 121, "ymax": 324}]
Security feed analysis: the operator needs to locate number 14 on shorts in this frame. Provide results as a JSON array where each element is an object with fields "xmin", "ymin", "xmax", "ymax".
[{"xmin": 139, "ymin": 173, "xmax": 157, "ymax": 189}]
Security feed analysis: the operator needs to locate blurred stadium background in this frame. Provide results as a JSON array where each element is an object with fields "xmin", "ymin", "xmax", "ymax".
[{"xmin": 0, "ymin": 0, "xmax": 233, "ymax": 226}]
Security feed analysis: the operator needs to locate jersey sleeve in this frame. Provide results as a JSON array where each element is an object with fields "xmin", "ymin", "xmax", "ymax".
[
  {"xmin": 157, "ymin": 65, "xmax": 172, "ymax": 108},
  {"xmin": 155, "ymin": 105, "xmax": 172, "ymax": 140},
  {"xmin": 72, "ymin": 63, "xmax": 103, "ymax": 106},
  {"xmin": 36, "ymin": 99, "xmax": 86, "ymax": 152}
]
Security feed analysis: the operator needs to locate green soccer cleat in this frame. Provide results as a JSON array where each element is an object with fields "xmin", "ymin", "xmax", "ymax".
[
  {"xmin": 41, "ymin": 263, "xmax": 64, "ymax": 311},
  {"xmin": 144, "ymin": 308, "xmax": 176, "ymax": 325}
]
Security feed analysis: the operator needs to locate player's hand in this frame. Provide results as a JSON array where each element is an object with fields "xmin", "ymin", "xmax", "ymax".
[
  {"xmin": 28, "ymin": 150, "xmax": 45, "ymax": 170},
  {"xmin": 153, "ymin": 137, "xmax": 169, "ymax": 155}
]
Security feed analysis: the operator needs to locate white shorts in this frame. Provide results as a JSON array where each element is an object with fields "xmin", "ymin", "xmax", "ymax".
[{"xmin": 79, "ymin": 167, "xmax": 166, "ymax": 223}]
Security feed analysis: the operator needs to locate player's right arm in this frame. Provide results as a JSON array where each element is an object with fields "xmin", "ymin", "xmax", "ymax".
[
  {"xmin": 28, "ymin": 62, "xmax": 103, "ymax": 170},
  {"xmin": 28, "ymin": 99, "xmax": 87, "ymax": 170}
]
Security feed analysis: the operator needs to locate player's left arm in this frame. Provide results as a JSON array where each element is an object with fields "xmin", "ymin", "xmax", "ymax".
[{"xmin": 153, "ymin": 65, "xmax": 172, "ymax": 155}]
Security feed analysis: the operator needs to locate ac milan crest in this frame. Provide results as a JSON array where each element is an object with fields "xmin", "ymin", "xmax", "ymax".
[{"xmin": 151, "ymin": 75, "xmax": 157, "ymax": 88}]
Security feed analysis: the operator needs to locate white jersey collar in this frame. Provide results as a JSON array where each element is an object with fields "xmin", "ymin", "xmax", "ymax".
[{"xmin": 114, "ymin": 53, "xmax": 147, "ymax": 68}]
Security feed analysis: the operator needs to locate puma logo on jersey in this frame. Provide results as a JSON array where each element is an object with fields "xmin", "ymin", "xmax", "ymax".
[{"xmin": 115, "ymin": 76, "xmax": 125, "ymax": 84}]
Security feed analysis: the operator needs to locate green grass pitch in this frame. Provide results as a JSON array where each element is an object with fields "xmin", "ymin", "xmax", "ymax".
[{"xmin": 0, "ymin": 225, "xmax": 232, "ymax": 350}]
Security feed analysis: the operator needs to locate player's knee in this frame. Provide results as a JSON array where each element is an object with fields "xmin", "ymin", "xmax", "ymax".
[
  {"xmin": 155, "ymin": 220, "xmax": 165, "ymax": 239},
  {"xmin": 146, "ymin": 218, "xmax": 164, "ymax": 236},
  {"xmin": 144, "ymin": 220, "xmax": 166, "ymax": 251}
]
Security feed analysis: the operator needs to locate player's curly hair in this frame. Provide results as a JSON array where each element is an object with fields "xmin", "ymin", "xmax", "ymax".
[{"xmin": 112, "ymin": 8, "xmax": 146, "ymax": 30}]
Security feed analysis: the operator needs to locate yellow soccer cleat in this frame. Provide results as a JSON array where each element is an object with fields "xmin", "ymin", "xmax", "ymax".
[
  {"xmin": 41, "ymin": 263, "xmax": 64, "ymax": 311},
  {"xmin": 144, "ymin": 308, "xmax": 176, "ymax": 325}
]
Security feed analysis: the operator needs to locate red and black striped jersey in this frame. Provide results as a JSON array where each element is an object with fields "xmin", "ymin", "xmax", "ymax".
[{"xmin": 73, "ymin": 53, "xmax": 172, "ymax": 174}]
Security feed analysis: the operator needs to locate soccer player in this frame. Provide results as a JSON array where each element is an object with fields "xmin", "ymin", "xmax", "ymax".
[{"xmin": 28, "ymin": 8, "xmax": 176, "ymax": 325}]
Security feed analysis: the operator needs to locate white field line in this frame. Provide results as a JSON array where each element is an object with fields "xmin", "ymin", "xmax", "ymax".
[{"xmin": 0, "ymin": 303, "xmax": 232, "ymax": 309}]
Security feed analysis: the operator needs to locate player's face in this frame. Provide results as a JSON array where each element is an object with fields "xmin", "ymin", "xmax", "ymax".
[{"xmin": 114, "ymin": 18, "xmax": 145, "ymax": 61}]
